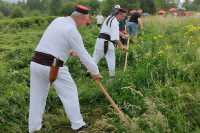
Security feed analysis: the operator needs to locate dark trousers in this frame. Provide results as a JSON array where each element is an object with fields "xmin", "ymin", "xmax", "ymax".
[{"xmin": 120, "ymin": 33, "xmax": 127, "ymax": 45}]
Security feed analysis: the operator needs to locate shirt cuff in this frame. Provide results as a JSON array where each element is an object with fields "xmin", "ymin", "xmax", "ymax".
[{"xmin": 92, "ymin": 69, "xmax": 99, "ymax": 75}]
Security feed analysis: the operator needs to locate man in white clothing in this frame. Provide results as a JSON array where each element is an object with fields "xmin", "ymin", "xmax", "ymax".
[
  {"xmin": 95, "ymin": 12, "xmax": 104, "ymax": 30},
  {"xmin": 28, "ymin": 5, "xmax": 102, "ymax": 133},
  {"xmin": 92, "ymin": 8, "xmax": 128, "ymax": 76}
]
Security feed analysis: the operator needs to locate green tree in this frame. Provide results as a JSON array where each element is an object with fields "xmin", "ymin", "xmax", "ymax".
[
  {"xmin": 186, "ymin": 0, "xmax": 200, "ymax": 11},
  {"xmin": 50, "ymin": 0, "xmax": 62, "ymax": 15},
  {"xmin": 182, "ymin": 0, "xmax": 190, "ymax": 9},
  {"xmin": 41, "ymin": 0, "xmax": 51, "ymax": 15},
  {"xmin": 140, "ymin": 0, "xmax": 156, "ymax": 14},
  {"xmin": 11, "ymin": 6, "xmax": 24, "ymax": 18},
  {"xmin": 27, "ymin": 0, "xmax": 42, "ymax": 10},
  {"xmin": 101, "ymin": 0, "xmax": 140, "ymax": 16},
  {"xmin": 89, "ymin": 0, "xmax": 100, "ymax": 11},
  {"xmin": 58, "ymin": 1, "xmax": 75, "ymax": 16},
  {"xmin": 101, "ymin": 0, "xmax": 116, "ymax": 16},
  {"xmin": 0, "ymin": 11, "xmax": 4, "ymax": 19},
  {"xmin": 0, "ymin": 0, "xmax": 11, "ymax": 16},
  {"xmin": 17, "ymin": 0, "xmax": 26, "ymax": 10}
]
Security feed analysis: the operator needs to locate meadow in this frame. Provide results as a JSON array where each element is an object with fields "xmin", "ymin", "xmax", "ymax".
[{"xmin": 0, "ymin": 15, "xmax": 200, "ymax": 133}]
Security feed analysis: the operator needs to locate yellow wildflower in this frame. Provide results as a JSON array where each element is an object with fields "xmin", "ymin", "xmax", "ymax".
[
  {"xmin": 158, "ymin": 35, "xmax": 162, "ymax": 38},
  {"xmin": 187, "ymin": 41, "xmax": 190, "ymax": 45},
  {"xmin": 185, "ymin": 26, "xmax": 189, "ymax": 28},
  {"xmin": 189, "ymin": 29, "xmax": 193, "ymax": 31},
  {"xmin": 190, "ymin": 36, "xmax": 193, "ymax": 38},
  {"xmin": 153, "ymin": 37, "xmax": 157, "ymax": 39},
  {"xmin": 158, "ymin": 50, "xmax": 163, "ymax": 54},
  {"xmin": 192, "ymin": 42, "xmax": 196, "ymax": 45},
  {"xmin": 165, "ymin": 45, "xmax": 172, "ymax": 49}
]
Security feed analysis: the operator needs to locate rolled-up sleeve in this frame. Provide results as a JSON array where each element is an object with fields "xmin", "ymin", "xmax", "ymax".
[{"xmin": 68, "ymin": 29, "xmax": 99, "ymax": 75}]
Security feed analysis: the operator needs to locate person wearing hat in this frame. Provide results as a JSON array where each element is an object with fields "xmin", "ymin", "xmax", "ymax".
[
  {"xmin": 91, "ymin": 8, "xmax": 128, "ymax": 76},
  {"xmin": 112, "ymin": 5, "xmax": 129, "ymax": 45},
  {"xmin": 28, "ymin": 5, "xmax": 102, "ymax": 133}
]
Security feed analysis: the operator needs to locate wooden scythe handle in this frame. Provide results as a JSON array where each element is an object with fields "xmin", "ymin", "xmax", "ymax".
[
  {"xmin": 124, "ymin": 39, "xmax": 130, "ymax": 71},
  {"xmin": 89, "ymin": 72, "xmax": 134, "ymax": 132}
]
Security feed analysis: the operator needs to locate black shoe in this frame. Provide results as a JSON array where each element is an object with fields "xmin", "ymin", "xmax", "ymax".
[
  {"xmin": 75, "ymin": 122, "xmax": 90, "ymax": 131},
  {"xmin": 85, "ymin": 72, "xmax": 91, "ymax": 77}
]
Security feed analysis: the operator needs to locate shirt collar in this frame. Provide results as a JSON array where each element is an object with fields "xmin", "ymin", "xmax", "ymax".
[{"xmin": 68, "ymin": 16, "xmax": 77, "ymax": 28}]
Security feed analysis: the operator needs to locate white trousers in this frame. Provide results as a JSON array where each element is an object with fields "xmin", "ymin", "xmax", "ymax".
[
  {"xmin": 29, "ymin": 62, "xmax": 83, "ymax": 132},
  {"xmin": 92, "ymin": 49, "xmax": 115, "ymax": 76}
]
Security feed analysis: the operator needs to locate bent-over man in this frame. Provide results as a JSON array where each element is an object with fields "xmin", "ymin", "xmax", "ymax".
[
  {"xmin": 128, "ymin": 9, "xmax": 144, "ymax": 43},
  {"xmin": 28, "ymin": 5, "xmax": 102, "ymax": 133}
]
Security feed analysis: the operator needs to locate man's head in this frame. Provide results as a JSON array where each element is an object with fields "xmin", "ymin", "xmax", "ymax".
[
  {"xmin": 138, "ymin": 9, "xmax": 143, "ymax": 15},
  {"xmin": 70, "ymin": 5, "xmax": 89, "ymax": 28},
  {"xmin": 114, "ymin": 5, "xmax": 120, "ymax": 11},
  {"xmin": 115, "ymin": 8, "xmax": 127, "ymax": 22},
  {"xmin": 99, "ymin": 12, "xmax": 102, "ymax": 15}
]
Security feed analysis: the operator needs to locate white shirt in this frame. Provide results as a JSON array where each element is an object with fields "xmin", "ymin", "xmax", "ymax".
[
  {"xmin": 96, "ymin": 15, "xmax": 104, "ymax": 24},
  {"xmin": 95, "ymin": 16, "xmax": 119, "ymax": 50},
  {"xmin": 35, "ymin": 17, "xmax": 99, "ymax": 74}
]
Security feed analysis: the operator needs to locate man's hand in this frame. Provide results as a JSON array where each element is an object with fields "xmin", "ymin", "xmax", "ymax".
[
  {"xmin": 93, "ymin": 73, "xmax": 102, "ymax": 80},
  {"xmin": 123, "ymin": 35, "xmax": 130, "ymax": 40},
  {"xmin": 69, "ymin": 49, "xmax": 77, "ymax": 57},
  {"xmin": 119, "ymin": 45, "xmax": 128, "ymax": 51},
  {"xmin": 140, "ymin": 27, "xmax": 144, "ymax": 30}
]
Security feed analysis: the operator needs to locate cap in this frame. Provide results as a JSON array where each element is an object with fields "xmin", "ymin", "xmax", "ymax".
[
  {"xmin": 75, "ymin": 5, "xmax": 89, "ymax": 14},
  {"xmin": 114, "ymin": 5, "xmax": 120, "ymax": 9},
  {"xmin": 118, "ymin": 8, "xmax": 127, "ymax": 13},
  {"xmin": 69, "ymin": 4, "xmax": 89, "ymax": 15}
]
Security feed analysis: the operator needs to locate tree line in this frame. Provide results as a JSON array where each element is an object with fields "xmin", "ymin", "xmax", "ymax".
[{"xmin": 0, "ymin": 0, "xmax": 199, "ymax": 19}]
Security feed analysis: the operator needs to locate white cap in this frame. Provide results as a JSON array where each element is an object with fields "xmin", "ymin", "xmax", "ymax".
[{"xmin": 114, "ymin": 5, "xmax": 120, "ymax": 9}]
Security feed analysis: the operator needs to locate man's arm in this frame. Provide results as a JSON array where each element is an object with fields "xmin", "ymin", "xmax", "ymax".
[
  {"xmin": 68, "ymin": 30, "xmax": 99, "ymax": 75},
  {"xmin": 119, "ymin": 32, "xmax": 129, "ymax": 40},
  {"xmin": 114, "ymin": 40, "xmax": 127, "ymax": 51},
  {"xmin": 138, "ymin": 18, "xmax": 144, "ymax": 30}
]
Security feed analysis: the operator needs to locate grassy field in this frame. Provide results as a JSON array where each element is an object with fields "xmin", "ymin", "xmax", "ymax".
[{"xmin": 0, "ymin": 16, "xmax": 200, "ymax": 133}]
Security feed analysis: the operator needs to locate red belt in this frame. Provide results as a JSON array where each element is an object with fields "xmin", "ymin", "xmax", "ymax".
[{"xmin": 120, "ymin": 30, "xmax": 126, "ymax": 33}]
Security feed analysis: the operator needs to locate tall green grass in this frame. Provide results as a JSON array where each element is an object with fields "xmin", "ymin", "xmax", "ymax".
[{"xmin": 0, "ymin": 16, "xmax": 200, "ymax": 132}]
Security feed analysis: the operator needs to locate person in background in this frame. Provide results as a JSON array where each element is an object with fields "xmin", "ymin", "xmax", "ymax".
[
  {"xmin": 91, "ymin": 8, "xmax": 128, "ymax": 76},
  {"xmin": 127, "ymin": 9, "xmax": 144, "ymax": 43},
  {"xmin": 28, "ymin": 5, "xmax": 102, "ymax": 133},
  {"xmin": 95, "ymin": 12, "xmax": 104, "ymax": 30},
  {"xmin": 85, "ymin": 16, "xmax": 91, "ymax": 28},
  {"xmin": 169, "ymin": 12, "xmax": 175, "ymax": 17},
  {"xmin": 196, "ymin": 12, "xmax": 200, "ymax": 17},
  {"xmin": 119, "ymin": 12, "xmax": 128, "ymax": 45},
  {"xmin": 186, "ymin": 11, "xmax": 192, "ymax": 17}
]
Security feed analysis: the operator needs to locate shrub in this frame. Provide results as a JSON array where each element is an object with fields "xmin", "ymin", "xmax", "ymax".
[
  {"xmin": 0, "ymin": 11, "xmax": 4, "ymax": 19},
  {"xmin": 10, "ymin": 6, "xmax": 24, "ymax": 19}
]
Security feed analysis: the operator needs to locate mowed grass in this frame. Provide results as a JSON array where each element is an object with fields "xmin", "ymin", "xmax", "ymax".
[{"xmin": 0, "ymin": 16, "xmax": 200, "ymax": 132}]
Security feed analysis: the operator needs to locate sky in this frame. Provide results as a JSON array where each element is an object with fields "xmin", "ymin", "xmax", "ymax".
[{"xmin": 2, "ymin": 0, "xmax": 27, "ymax": 3}]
